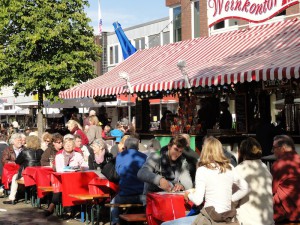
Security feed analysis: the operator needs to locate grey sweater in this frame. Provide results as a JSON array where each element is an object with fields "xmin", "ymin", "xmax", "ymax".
[{"xmin": 137, "ymin": 151, "xmax": 193, "ymax": 194}]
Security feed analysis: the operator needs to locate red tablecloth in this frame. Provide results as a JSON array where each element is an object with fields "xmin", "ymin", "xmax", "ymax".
[
  {"xmin": 51, "ymin": 171, "xmax": 99, "ymax": 207},
  {"xmin": 22, "ymin": 166, "xmax": 54, "ymax": 198},
  {"xmin": 88, "ymin": 176, "xmax": 119, "ymax": 196},
  {"xmin": 146, "ymin": 192, "xmax": 192, "ymax": 225},
  {"xmin": 2, "ymin": 163, "xmax": 20, "ymax": 189}
]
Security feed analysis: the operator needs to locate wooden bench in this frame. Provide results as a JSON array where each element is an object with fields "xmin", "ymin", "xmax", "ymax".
[
  {"xmin": 119, "ymin": 213, "xmax": 147, "ymax": 224},
  {"xmin": 38, "ymin": 186, "xmax": 53, "ymax": 193},
  {"xmin": 69, "ymin": 194, "xmax": 110, "ymax": 225},
  {"xmin": 276, "ymin": 223, "xmax": 300, "ymax": 225},
  {"xmin": 105, "ymin": 203, "xmax": 144, "ymax": 208}
]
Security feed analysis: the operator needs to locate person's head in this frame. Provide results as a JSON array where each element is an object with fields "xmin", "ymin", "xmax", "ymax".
[
  {"xmin": 66, "ymin": 120, "xmax": 82, "ymax": 132},
  {"xmin": 89, "ymin": 110, "xmax": 96, "ymax": 116},
  {"xmin": 42, "ymin": 132, "xmax": 53, "ymax": 146},
  {"xmin": 180, "ymin": 133, "xmax": 190, "ymax": 147},
  {"xmin": 64, "ymin": 134, "xmax": 74, "ymax": 141},
  {"xmin": 104, "ymin": 125, "xmax": 111, "ymax": 133},
  {"xmin": 272, "ymin": 135, "xmax": 295, "ymax": 158},
  {"xmin": 9, "ymin": 133, "xmax": 23, "ymax": 149},
  {"xmin": 163, "ymin": 110, "xmax": 172, "ymax": 118},
  {"xmin": 20, "ymin": 133, "xmax": 26, "ymax": 146},
  {"xmin": 91, "ymin": 138, "xmax": 107, "ymax": 155},
  {"xmin": 89, "ymin": 115, "xmax": 100, "ymax": 126},
  {"xmin": 239, "ymin": 137, "xmax": 262, "ymax": 163},
  {"xmin": 124, "ymin": 138, "xmax": 139, "ymax": 151},
  {"xmin": 26, "ymin": 135, "xmax": 41, "ymax": 150},
  {"xmin": 167, "ymin": 134, "xmax": 187, "ymax": 161},
  {"xmin": 199, "ymin": 136, "xmax": 231, "ymax": 173},
  {"xmin": 0, "ymin": 133, "xmax": 7, "ymax": 142},
  {"xmin": 73, "ymin": 134, "xmax": 82, "ymax": 148},
  {"xmin": 147, "ymin": 138, "xmax": 161, "ymax": 151},
  {"xmin": 52, "ymin": 133, "xmax": 64, "ymax": 151},
  {"xmin": 118, "ymin": 135, "xmax": 130, "ymax": 152},
  {"xmin": 63, "ymin": 139, "xmax": 75, "ymax": 153},
  {"xmin": 116, "ymin": 122, "xmax": 123, "ymax": 129}
]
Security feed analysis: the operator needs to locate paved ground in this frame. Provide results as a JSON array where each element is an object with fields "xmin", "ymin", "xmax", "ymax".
[{"xmin": 0, "ymin": 196, "xmax": 110, "ymax": 225}]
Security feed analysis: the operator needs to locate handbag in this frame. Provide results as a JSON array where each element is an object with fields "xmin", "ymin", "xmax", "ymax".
[
  {"xmin": 101, "ymin": 158, "xmax": 120, "ymax": 183},
  {"xmin": 192, "ymin": 206, "xmax": 240, "ymax": 225}
]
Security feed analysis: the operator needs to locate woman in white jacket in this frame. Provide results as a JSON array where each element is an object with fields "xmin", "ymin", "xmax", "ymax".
[
  {"xmin": 162, "ymin": 136, "xmax": 249, "ymax": 225},
  {"xmin": 235, "ymin": 137, "xmax": 274, "ymax": 225}
]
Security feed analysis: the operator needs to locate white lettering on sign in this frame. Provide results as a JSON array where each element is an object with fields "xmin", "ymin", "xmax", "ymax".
[{"xmin": 207, "ymin": 0, "xmax": 300, "ymax": 27}]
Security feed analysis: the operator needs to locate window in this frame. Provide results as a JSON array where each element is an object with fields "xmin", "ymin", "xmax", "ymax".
[
  {"xmin": 214, "ymin": 21, "xmax": 225, "ymax": 30},
  {"xmin": 163, "ymin": 32, "xmax": 170, "ymax": 45},
  {"xmin": 109, "ymin": 46, "xmax": 113, "ymax": 64},
  {"xmin": 135, "ymin": 37, "xmax": 145, "ymax": 50},
  {"xmin": 109, "ymin": 45, "xmax": 119, "ymax": 65},
  {"xmin": 173, "ymin": 6, "xmax": 182, "ymax": 42},
  {"xmin": 277, "ymin": 10, "xmax": 286, "ymax": 16},
  {"xmin": 228, "ymin": 19, "xmax": 238, "ymax": 26},
  {"xmin": 114, "ymin": 45, "xmax": 119, "ymax": 63},
  {"xmin": 193, "ymin": 1, "xmax": 200, "ymax": 38},
  {"xmin": 148, "ymin": 34, "xmax": 160, "ymax": 48}
]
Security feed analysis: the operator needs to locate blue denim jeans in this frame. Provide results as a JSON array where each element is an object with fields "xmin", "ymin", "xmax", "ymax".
[
  {"xmin": 161, "ymin": 215, "xmax": 197, "ymax": 225},
  {"xmin": 110, "ymin": 194, "xmax": 146, "ymax": 224}
]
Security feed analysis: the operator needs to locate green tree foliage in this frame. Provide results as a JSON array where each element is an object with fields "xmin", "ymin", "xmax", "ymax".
[{"xmin": 0, "ymin": 0, "xmax": 101, "ymax": 104}]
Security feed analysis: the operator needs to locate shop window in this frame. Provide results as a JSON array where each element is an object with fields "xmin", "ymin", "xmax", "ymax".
[
  {"xmin": 228, "ymin": 19, "xmax": 238, "ymax": 26},
  {"xmin": 173, "ymin": 6, "xmax": 182, "ymax": 42},
  {"xmin": 163, "ymin": 31, "xmax": 170, "ymax": 45},
  {"xmin": 148, "ymin": 34, "xmax": 160, "ymax": 48},
  {"xmin": 193, "ymin": 1, "xmax": 200, "ymax": 38}
]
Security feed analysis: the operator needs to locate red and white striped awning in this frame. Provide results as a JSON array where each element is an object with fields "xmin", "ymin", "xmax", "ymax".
[{"xmin": 59, "ymin": 19, "xmax": 300, "ymax": 99}]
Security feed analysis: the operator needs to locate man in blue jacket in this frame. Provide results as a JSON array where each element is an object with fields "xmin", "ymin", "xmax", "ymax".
[{"xmin": 111, "ymin": 137, "xmax": 147, "ymax": 225}]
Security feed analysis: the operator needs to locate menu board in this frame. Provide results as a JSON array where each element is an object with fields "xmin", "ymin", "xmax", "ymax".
[{"xmin": 235, "ymin": 94, "xmax": 248, "ymax": 134}]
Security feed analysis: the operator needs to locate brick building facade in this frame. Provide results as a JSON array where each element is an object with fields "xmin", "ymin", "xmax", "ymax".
[{"xmin": 165, "ymin": 0, "xmax": 300, "ymax": 40}]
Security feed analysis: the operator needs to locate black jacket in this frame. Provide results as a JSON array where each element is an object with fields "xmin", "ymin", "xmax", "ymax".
[{"xmin": 15, "ymin": 148, "xmax": 44, "ymax": 179}]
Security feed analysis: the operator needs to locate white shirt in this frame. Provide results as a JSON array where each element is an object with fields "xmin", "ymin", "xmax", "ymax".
[
  {"xmin": 235, "ymin": 160, "xmax": 274, "ymax": 225},
  {"xmin": 188, "ymin": 164, "xmax": 249, "ymax": 213}
]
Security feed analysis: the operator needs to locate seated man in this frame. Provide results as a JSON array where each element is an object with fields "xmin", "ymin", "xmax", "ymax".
[
  {"xmin": 111, "ymin": 137, "xmax": 147, "ymax": 225},
  {"xmin": 272, "ymin": 135, "xmax": 300, "ymax": 222},
  {"xmin": 137, "ymin": 134, "xmax": 193, "ymax": 193}
]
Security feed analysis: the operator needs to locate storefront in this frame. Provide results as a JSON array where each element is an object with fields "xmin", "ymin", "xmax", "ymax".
[{"xmin": 60, "ymin": 19, "xmax": 300, "ymax": 151}]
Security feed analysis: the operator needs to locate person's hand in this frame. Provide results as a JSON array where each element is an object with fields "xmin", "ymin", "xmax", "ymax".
[
  {"xmin": 172, "ymin": 183, "xmax": 184, "ymax": 192},
  {"xmin": 159, "ymin": 178, "xmax": 173, "ymax": 192},
  {"xmin": 184, "ymin": 191, "xmax": 190, "ymax": 202}
]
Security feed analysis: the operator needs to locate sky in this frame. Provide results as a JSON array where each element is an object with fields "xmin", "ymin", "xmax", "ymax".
[{"xmin": 85, "ymin": 0, "xmax": 169, "ymax": 33}]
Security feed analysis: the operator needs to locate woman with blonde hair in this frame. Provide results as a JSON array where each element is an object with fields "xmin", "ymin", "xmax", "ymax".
[
  {"xmin": 162, "ymin": 136, "xmax": 249, "ymax": 225},
  {"xmin": 66, "ymin": 119, "xmax": 89, "ymax": 145},
  {"xmin": 86, "ymin": 115, "xmax": 102, "ymax": 144}
]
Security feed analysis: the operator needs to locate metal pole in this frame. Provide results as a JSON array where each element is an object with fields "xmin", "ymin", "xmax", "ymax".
[{"xmin": 128, "ymin": 94, "xmax": 131, "ymax": 125}]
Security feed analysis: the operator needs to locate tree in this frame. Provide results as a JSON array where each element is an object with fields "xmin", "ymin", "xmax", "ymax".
[{"xmin": 0, "ymin": 0, "xmax": 101, "ymax": 135}]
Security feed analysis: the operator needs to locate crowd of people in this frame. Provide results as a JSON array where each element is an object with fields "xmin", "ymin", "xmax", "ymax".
[{"xmin": 0, "ymin": 112, "xmax": 299, "ymax": 225}]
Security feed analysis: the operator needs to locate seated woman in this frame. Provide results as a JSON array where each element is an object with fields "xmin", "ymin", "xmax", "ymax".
[
  {"xmin": 88, "ymin": 138, "xmax": 113, "ymax": 170},
  {"xmin": 44, "ymin": 138, "xmax": 88, "ymax": 217},
  {"xmin": 137, "ymin": 134, "xmax": 193, "ymax": 193},
  {"xmin": 66, "ymin": 119, "xmax": 89, "ymax": 146},
  {"xmin": 235, "ymin": 137, "xmax": 274, "ymax": 225},
  {"xmin": 40, "ymin": 133, "xmax": 63, "ymax": 166},
  {"xmin": 161, "ymin": 136, "xmax": 249, "ymax": 225},
  {"xmin": 3, "ymin": 135, "xmax": 44, "ymax": 205}
]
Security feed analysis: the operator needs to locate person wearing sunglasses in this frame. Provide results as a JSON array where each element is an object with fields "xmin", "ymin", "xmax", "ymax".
[{"xmin": 40, "ymin": 133, "xmax": 63, "ymax": 166}]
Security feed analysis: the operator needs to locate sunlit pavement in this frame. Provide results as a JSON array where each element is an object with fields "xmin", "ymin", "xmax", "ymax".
[{"xmin": 0, "ymin": 197, "xmax": 110, "ymax": 225}]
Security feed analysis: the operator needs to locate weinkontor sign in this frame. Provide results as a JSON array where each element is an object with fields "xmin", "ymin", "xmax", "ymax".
[{"xmin": 207, "ymin": 0, "xmax": 300, "ymax": 27}]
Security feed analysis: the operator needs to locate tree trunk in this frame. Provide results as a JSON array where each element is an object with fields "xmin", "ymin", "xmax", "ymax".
[{"xmin": 37, "ymin": 89, "xmax": 44, "ymax": 138}]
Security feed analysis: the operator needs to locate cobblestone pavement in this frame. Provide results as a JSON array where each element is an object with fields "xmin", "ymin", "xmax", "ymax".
[{"xmin": 0, "ymin": 197, "xmax": 110, "ymax": 225}]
